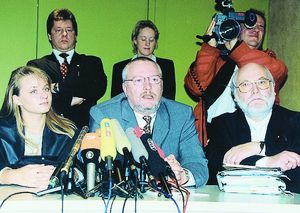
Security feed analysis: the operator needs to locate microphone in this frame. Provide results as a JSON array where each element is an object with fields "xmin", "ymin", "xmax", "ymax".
[
  {"xmin": 60, "ymin": 126, "xmax": 89, "ymax": 179},
  {"xmin": 140, "ymin": 134, "xmax": 173, "ymax": 196},
  {"xmin": 111, "ymin": 119, "xmax": 132, "ymax": 155},
  {"xmin": 111, "ymin": 119, "xmax": 138, "ymax": 181},
  {"xmin": 125, "ymin": 128, "xmax": 156, "ymax": 188},
  {"xmin": 100, "ymin": 118, "xmax": 116, "ymax": 179},
  {"xmin": 80, "ymin": 132, "xmax": 101, "ymax": 194},
  {"xmin": 139, "ymin": 134, "xmax": 174, "ymax": 178},
  {"xmin": 48, "ymin": 163, "xmax": 64, "ymax": 189}
]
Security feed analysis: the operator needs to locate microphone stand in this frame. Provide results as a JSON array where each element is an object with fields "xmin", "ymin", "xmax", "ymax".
[
  {"xmin": 64, "ymin": 166, "xmax": 75, "ymax": 195},
  {"xmin": 159, "ymin": 173, "xmax": 172, "ymax": 197},
  {"xmin": 139, "ymin": 163, "xmax": 146, "ymax": 193}
]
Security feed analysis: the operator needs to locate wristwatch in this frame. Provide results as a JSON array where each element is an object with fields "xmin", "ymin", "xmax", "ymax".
[{"xmin": 183, "ymin": 168, "xmax": 190, "ymax": 185}]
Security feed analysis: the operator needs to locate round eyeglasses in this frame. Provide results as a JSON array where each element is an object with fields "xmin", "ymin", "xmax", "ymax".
[{"xmin": 234, "ymin": 78, "xmax": 272, "ymax": 93}]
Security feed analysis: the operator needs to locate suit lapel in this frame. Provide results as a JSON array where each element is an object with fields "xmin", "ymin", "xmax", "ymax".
[
  {"xmin": 153, "ymin": 101, "xmax": 169, "ymax": 147},
  {"xmin": 120, "ymin": 98, "xmax": 139, "ymax": 130},
  {"xmin": 264, "ymin": 105, "xmax": 286, "ymax": 148},
  {"xmin": 234, "ymin": 109, "xmax": 251, "ymax": 145}
]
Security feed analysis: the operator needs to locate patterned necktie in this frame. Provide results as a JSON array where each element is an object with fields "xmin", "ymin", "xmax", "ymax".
[
  {"xmin": 142, "ymin": 115, "xmax": 152, "ymax": 134},
  {"xmin": 59, "ymin": 53, "xmax": 69, "ymax": 79}
]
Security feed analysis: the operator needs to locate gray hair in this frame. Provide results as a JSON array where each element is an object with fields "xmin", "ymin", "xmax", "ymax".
[
  {"xmin": 122, "ymin": 57, "xmax": 163, "ymax": 82},
  {"xmin": 231, "ymin": 64, "xmax": 275, "ymax": 96}
]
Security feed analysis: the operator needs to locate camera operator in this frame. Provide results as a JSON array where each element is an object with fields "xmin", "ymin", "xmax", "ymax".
[{"xmin": 184, "ymin": 8, "xmax": 288, "ymax": 147}]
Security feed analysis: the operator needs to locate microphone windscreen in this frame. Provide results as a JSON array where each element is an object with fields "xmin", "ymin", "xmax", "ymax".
[
  {"xmin": 111, "ymin": 119, "xmax": 132, "ymax": 155},
  {"xmin": 140, "ymin": 134, "xmax": 169, "ymax": 178},
  {"xmin": 100, "ymin": 118, "xmax": 117, "ymax": 161},
  {"xmin": 79, "ymin": 132, "xmax": 101, "ymax": 164},
  {"xmin": 125, "ymin": 127, "xmax": 149, "ymax": 163},
  {"xmin": 81, "ymin": 133, "xmax": 101, "ymax": 150}
]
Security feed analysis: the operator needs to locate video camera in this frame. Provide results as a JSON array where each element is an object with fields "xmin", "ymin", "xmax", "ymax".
[{"xmin": 213, "ymin": 0, "xmax": 257, "ymax": 44}]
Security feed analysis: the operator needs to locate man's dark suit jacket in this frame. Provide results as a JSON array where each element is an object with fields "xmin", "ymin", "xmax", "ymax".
[
  {"xmin": 111, "ymin": 57, "xmax": 176, "ymax": 100},
  {"xmin": 205, "ymin": 105, "xmax": 300, "ymax": 193},
  {"xmin": 0, "ymin": 116, "xmax": 79, "ymax": 170},
  {"xmin": 27, "ymin": 52, "xmax": 107, "ymax": 128}
]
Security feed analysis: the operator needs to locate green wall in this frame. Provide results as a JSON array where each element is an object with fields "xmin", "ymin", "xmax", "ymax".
[
  {"xmin": 0, "ymin": 0, "xmax": 268, "ymax": 108},
  {"xmin": 268, "ymin": 0, "xmax": 300, "ymax": 111}
]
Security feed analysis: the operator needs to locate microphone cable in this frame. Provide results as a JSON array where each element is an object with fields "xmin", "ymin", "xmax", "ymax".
[
  {"xmin": 103, "ymin": 178, "xmax": 113, "ymax": 213},
  {"xmin": 0, "ymin": 191, "xmax": 38, "ymax": 209},
  {"xmin": 150, "ymin": 183, "xmax": 181, "ymax": 213},
  {"xmin": 168, "ymin": 172, "xmax": 185, "ymax": 211},
  {"xmin": 168, "ymin": 179, "xmax": 191, "ymax": 213},
  {"xmin": 60, "ymin": 174, "xmax": 65, "ymax": 213}
]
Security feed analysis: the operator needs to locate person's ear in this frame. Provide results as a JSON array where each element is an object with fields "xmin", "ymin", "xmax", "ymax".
[
  {"xmin": 122, "ymin": 83, "xmax": 128, "ymax": 97},
  {"xmin": 13, "ymin": 95, "xmax": 22, "ymax": 106},
  {"xmin": 47, "ymin": 34, "xmax": 52, "ymax": 42}
]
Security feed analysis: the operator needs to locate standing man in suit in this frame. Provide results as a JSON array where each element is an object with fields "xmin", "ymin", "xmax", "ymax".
[
  {"xmin": 111, "ymin": 20, "xmax": 176, "ymax": 100},
  {"xmin": 205, "ymin": 63, "xmax": 300, "ymax": 193},
  {"xmin": 90, "ymin": 57, "xmax": 208, "ymax": 187},
  {"xmin": 28, "ymin": 9, "xmax": 107, "ymax": 128}
]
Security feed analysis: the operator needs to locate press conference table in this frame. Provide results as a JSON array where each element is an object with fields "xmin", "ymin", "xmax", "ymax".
[{"xmin": 0, "ymin": 185, "xmax": 299, "ymax": 213}]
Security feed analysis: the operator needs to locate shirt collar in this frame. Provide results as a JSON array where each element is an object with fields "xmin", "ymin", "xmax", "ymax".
[
  {"xmin": 53, "ymin": 49, "xmax": 75, "ymax": 64},
  {"xmin": 245, "ymin": 111, "xmax": 272, "ymax": 128},
  {"xmin": 132, "ymin": 54, "xmax": 156, "ymax": 62}
]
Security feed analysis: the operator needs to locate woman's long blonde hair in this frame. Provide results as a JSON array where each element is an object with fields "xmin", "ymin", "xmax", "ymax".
[{"xmin": 0, "ymin": 66, "xmax": 76, "ymax": 143}]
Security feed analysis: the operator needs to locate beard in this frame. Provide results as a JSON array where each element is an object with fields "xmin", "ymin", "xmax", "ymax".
[
  {"xmin": 235, "ymin": 90, "xmax": 275, "ymax": 119},
  {"xmin": 132, "ymin": 101, "xmax": 160, "ymax": 115}
]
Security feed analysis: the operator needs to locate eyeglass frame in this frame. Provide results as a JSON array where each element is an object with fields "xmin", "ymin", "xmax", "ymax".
[
  {"xmin": 123, "ymin": 75, "xmax": 163, "ymax": 86},
  {"xmin": 233, "ymin": 78, "xmax": 273, "ymax": 93}
]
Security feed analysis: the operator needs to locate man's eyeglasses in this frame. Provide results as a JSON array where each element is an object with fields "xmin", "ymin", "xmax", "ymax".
[
  {"xmin": 234, "ymin": 78, "xmax": 272, "ymax": 93},
  {"xmin": 124, "ymin": 75, "xmax": 162, "ymax": 86},
  {"xmin": 53, "ymin": 28, "xmax": 74, "ymax": 35}
]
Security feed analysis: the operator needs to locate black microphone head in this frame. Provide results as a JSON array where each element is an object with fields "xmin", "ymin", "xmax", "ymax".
[{"xmin": 139, "ymin": 134, "xmax": 169, "ymax": 179}]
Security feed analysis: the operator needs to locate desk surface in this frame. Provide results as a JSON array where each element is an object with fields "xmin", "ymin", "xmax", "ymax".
[{"xmin": 0, "ymin": 185, "xmax": 299, "ymax": 213}]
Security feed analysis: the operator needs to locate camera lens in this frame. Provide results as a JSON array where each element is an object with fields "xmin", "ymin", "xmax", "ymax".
[{"xmin": 219, "ymin": 19, "xmax": 240, "ymax": 41}]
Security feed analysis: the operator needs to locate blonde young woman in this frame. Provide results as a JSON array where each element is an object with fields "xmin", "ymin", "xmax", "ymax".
[{"xmin": 0, "ymin": 66, "xmax": 78, "ymax": 191}]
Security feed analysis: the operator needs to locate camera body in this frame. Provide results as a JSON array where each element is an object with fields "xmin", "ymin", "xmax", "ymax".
[{"xmin": 213, "ymin": 0, "xmax": 257, "ymax": 44}]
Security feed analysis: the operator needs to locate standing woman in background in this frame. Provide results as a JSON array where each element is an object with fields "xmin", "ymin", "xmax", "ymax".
[
  {"xmin": 0, "ymin": 66, "xmax": 78, "ymax": 192},
  {"xmin": 111, "ymin": 20, "xmax": 176, "ymax": 100}
]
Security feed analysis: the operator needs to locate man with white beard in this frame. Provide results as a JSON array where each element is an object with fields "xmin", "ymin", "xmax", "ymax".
[{"xmin": 205, "ymin": 63, "xmax": 300, "ymax": 193}]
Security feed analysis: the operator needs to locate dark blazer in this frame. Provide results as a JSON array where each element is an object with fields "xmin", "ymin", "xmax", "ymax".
[
  {"xmin": 27, "ymin": 52, "xmax": 107, "ymax": 128},
  {"xmin": 89, "ymin": 93, "xmax": 209, "ymax": 187},
  {"xmin": 111, "ymin": 57, "xmax": 176, "ymax": 100},
  {"xmin": 0, "ymin": 116, "xmax": 79, "ymax": 170},
  {"xmin": 205, "ymin": 105, "xmax": 300, "ymax": 193}
]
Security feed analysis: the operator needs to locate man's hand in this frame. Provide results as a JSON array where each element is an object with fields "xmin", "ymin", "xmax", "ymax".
[
  {"xmin": 224, "ymin": 37, "xmax": 238, "ymax": 51},
  {"xmin": 205, "ymin": 19, "xmax": 217, "ymax": 47},
  {"xmin": 223, "ymin": 142, "xmax": 262, "ymax": 165},
  {"xmin": 71, "ymin": 97, "xmax": 86, "ymax": 106},
  {"xmin": 262, "ymin": 151, "xmax": 300, "ymax": 171},
  {"xmin": 165, "ymin": 154, "xmax": 188, "ymax": 185}
]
